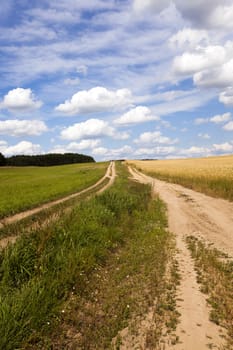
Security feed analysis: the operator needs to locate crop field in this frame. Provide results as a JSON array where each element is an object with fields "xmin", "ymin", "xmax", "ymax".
[
  {"xmin": 0, "ymin": 162, "xmax": 107, "ymax": 219},
  {"xmin": 128, "ymin": 155, "xmax": 233, "ymax": 201}
]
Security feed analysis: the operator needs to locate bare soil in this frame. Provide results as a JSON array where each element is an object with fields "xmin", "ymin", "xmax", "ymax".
[{"xmin": 128, "ymin": 166, "xmax": 232, "ymax": 350}]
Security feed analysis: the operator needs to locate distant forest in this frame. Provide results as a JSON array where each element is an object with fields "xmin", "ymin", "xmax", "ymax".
[{"xmin": 0, "ymin": 153, "xmax": 95, "ymax": 166}]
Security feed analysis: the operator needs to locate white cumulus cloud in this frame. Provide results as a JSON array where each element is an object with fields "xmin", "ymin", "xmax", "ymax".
[
  {"xmin": 170, "ymin": 28, "xmax": 209, "ymax": 50},
  {"xmin": 208, "ymin": 4, "xmax": 233, "ymax": 29},
  {"xmin": 173, "ymin": 46, "xmax": 226, "ymax": 76},
  {"xmin": 50, "ymin": 139, "xmax": 101, "ymax": 154},
  {"xmin": 0, "ymin": 119, "xmax": 48, "ymax": 136},
  {"xmin": 92, "ymin": 145, "xmax": 133, "ymax": 160},
  {"xmin": 135, "ymin": 146, "xmax": 176, "ymax": 157},
  {"xmin": 223, "ymin": 121, "xmax": 233, "ymax": 131},
  {"xmin": 210, "ymin": 112, "xmax": 231, "ymax": 124},
  {"xmin": 213, "ymin": 142, "xmax": 233, "ymax": 151},
  {"xmin": 114, "ymin": 106, "xmax": 160, "ymax": 125},
  {"xmin": 180, "ymin": 146, "xmax": 211, "ymax": 156},
  {"xmin": 194, "ymin": 58, "xmax": 233, "ymax": 88},
  {"xmin": 1, "ymin": 141, "xmax": 42, "ymax": 156},
  {"xmin": 55, "ymin": 86, "xmax": 133, "ymax": 115},
  {"xmin": 0, "ymin": 88, "xmax": 42, "ymax": 112},
  {"xmin": 60, "ymin": 118, "xmax": 129, "ymax": 141},
  {"xmin": 219, "ymin": 88, "xmax": 233, "ymax": 106},
  {"xmin": 61, "ymin": 119, "xmax": 113, "ymax": 140},
  {"xmin": 134, "ymin": 130, "xmax": 178, "ymax": 145},
  {"xmin": 195, "ymin": 113, "xmax": 231, "ymax": 125}
]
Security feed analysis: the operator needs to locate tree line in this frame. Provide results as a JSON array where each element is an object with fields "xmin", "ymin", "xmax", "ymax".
[{"xmin": 0, "ymin": 152, "xmax": 95, "ymax": 166}]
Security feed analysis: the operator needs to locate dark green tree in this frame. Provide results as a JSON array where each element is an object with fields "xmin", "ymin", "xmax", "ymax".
[
  {"xmin": 0, "ymin": 152, "xmax": 6, "ymax": 166},
  {"xmin": 6, "ymin": 153, "xmax": 95, "ymax": 166}
]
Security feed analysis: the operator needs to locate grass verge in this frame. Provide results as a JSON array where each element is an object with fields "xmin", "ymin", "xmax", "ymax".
[
  {"xmin": 186, "ymin": 236, "xmax": 233, "ymax": 349},
  {"xmin": 0, "ymin": 162, "xmax": 175, "ymax": 349}
]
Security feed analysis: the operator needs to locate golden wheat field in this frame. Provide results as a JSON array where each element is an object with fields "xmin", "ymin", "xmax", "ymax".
[{"xmin": 128, "ymin": 155, "xmax": 233, "ymax": 201}]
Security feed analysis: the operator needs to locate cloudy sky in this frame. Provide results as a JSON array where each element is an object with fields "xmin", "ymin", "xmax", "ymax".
[{"xmin": 0, "ymin": 0, "xmax": 233, "ymax": 161}]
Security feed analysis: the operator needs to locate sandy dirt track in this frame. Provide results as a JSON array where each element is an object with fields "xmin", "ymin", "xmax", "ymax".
[
  {"xmin": 128, "ymin": 166, "xmax": 232, "ymax": 350},
  {"xmin": 0, "ymin": 161, "xmax": 116, "ymax": 250}
]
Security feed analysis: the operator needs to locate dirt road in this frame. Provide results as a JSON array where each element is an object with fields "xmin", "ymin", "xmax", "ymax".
[{"xmin": 129, "ymin": 166, "xmax": 232, "ymax": 350}]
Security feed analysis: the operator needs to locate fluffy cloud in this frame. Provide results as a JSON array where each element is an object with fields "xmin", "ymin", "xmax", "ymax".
[
  {"xmin": 0, "ymin": 88, "xmax": 42, "ymax": 112},
  {"xmin": 61, "ymin": 119, "xmax": 113, "ymax": 140},
  {"xmin": 92, "ymin": 145, "xmax": 133, "ymax": 159},
  {"xmin": 210, "ymin": 113, "xmax": 231, "ymax": 123},
  {"xmin": 170, "ymin": 28, "xmax": 209, "ymax": 49},
  {"xmin": 134, "ymin": 131, "xmax": 178, "ymax": 145},
  {"xmin": 50, "ymin": 139, "xmax": 101, "ymax": 153},
  {"xmin": 179, "ymin": 141, "xmax": 233, "ymax": 157},
  {"xmin": 208, "ymin": 4, "xmax": 233, "ymax": 29},
  {"xmin": 213, "ymin": 142, "xmax": 233, "ymax": 151},
  {"xmin": 114, "ymin": 106, "xmax": 160, "ymax": 125},
  {"xmin": 134, "ymin": 146, "xmax": 176, "ymax": 156},
  {"xmin": 194, "ymin": 58, "xmax": 233, "ymax": 88},
  {"xmin": 60, "ymin": 118, "xmax": 129, "ymax": 141},
  {"xmin": 223, "ymin": 121, "xmax": 233, "ymax": 131},
  {"xmin": 55, "ymin": 87, "xmax": 133, "ymax": 115},
  {"xmin": 173, "ymin": 46, "xmax": 226, "ymax": 76},
  {"xmin": 0, "ymin": 119, "xmax": 48, "ymax": 136},
  {"xmin": 0, "ymin": 141, "xmax": 42, "ymax": 156},
  {"xmin": 67, "ymin": 139, "xmax": 101, "ymax": 150},
  {"xmin": 195, "ymin": 113, "xmax": 231, "ymax": 125},
  {"xmin": 219, "ymin": 88, "xmax": 233, "ymax": 106},
  {"xmin": 180, "ymin": 146, "xmax": 211, "ymax": 156}
]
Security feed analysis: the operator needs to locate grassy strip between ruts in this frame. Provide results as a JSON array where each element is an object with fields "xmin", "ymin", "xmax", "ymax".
[
  {"xmin": 186, "ymin": 236, "xmax": 233, "ymax": 349},
  {"xmin": 0, "ymin": 162, "xmax": 176, "ymax": 349},
  {"xmin": 0, "ymin": 162, "xmax": 107, "ymax": 219}
]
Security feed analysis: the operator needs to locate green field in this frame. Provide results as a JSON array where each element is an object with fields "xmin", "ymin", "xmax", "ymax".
[{"xmin": 0, "ymin": 162, "xmax": 107, "ymax": 219}]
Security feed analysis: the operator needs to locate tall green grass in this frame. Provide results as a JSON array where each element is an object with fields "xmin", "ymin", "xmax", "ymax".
[
  {"xmin": 0, "ymin": 162, "xmax": 107, "ymax": 218},
  {"xmin": 0, "ymin": 163, "xmax": 172, "ymax": 349}
]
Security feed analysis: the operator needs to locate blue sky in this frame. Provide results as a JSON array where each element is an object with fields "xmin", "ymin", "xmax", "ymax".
[{"xmin": 0, "ymin": 0, "xmax": 233, "ymax": 161}]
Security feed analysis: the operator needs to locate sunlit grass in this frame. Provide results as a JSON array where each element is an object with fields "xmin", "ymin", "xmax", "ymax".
[{"xmin": 0, "ymin": 162, "xmax": 107, "ymax": 218}]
